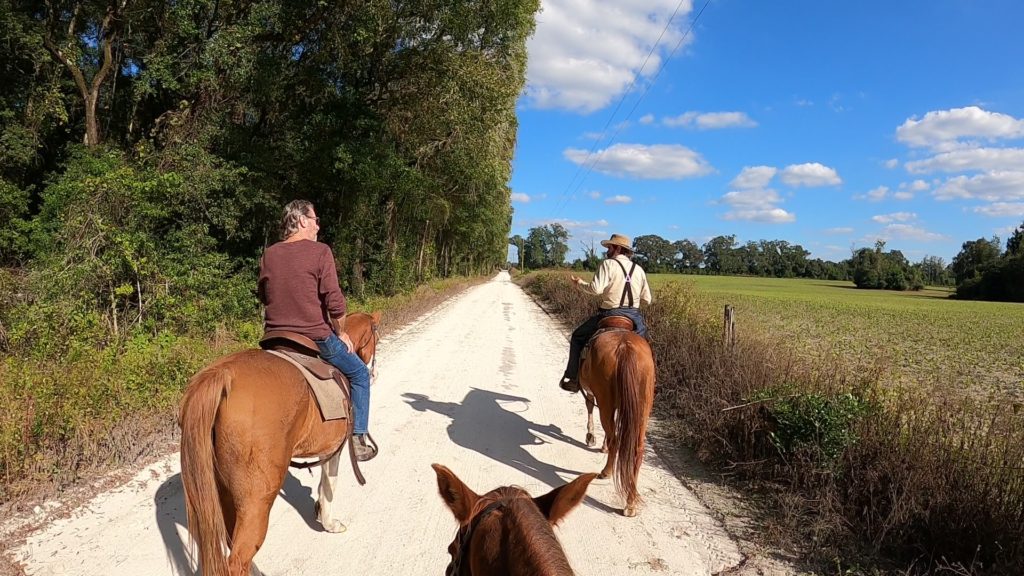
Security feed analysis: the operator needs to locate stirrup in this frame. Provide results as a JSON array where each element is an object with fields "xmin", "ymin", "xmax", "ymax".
[{"xmin": 352, "ymin": 433, "xmax": 378, "ymax": 462}]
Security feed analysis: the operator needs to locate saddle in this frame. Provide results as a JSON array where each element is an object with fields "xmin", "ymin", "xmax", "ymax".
[
  {"xmin": 580, "ymin": 315, "xmax": 636, "ymax": 366},
  {"xmin": 259, "ymin": 331, "xmax": 350, "ymax": 421}
]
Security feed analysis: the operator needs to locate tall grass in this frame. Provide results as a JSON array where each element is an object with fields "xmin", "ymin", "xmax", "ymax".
[{"xmin": 520, "ymin": 271, "xmax": 1024, "ymax": 574}]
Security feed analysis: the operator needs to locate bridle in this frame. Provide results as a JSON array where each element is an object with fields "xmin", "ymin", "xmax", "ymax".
[{"xmin": 445, "ymin": 499, "xmax": 506, "ymax": 576}]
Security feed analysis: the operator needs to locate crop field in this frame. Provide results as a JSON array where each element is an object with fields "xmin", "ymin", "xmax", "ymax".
[{"xmin": 650, "ymin": 275, "xmax": 1024, "ymax": 396}]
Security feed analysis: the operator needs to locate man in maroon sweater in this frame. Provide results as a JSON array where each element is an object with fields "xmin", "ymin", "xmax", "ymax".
[{"xmin": 258, "ymin": 200, "xmax": 377, "ymax": 461}]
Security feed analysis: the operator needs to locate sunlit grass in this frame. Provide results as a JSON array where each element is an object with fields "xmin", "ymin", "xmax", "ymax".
[{"xmin": 649, "ymin": 274, "xmax": 1024, "ymax": 395}]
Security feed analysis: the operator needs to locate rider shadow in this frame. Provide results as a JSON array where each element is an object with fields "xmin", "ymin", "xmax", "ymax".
[
  {"xmin": 403, "ymin": 388, "xmax": 617, "ymax": 515},
  {"xmin": 154, "ymin": 472, "xmax": 318, "ymax": 575}
]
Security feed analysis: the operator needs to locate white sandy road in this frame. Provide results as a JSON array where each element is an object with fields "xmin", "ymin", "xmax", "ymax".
[{"xmin": 10, "ymin": 271, "xmax": 749, "ymax": 576}]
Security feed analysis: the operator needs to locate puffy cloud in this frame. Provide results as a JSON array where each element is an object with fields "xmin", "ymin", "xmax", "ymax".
[
  {"xmin": 604, "ymin": 195, "xmax": 633, "ymax": 204},
  {"xmin": 896, "ymin": 106, "xmax": 1024, "ymax": 150},
  {"xmin": 638, "ymin": 114, "xmax": 655, "ymax": 125},
  {"xmin": 524, "ymin": 0, "xmax": 694, "ymax": 113},
  {"xmin": 872, "ymin": 212, "xmax": 917, "ymax": 224},
  {"xmin": 719, "ymin": 187, "xmax": 794, "ymax": 223},
  {"xmin": 563, "ymin": 143, "xmax": 714, "ymax": 179},
  {"xmin": 905, "ymin": 147, "xmax": 1024, "ymax": 174},
  {"xmin": 729, "ymin": 166, "xmax": 777, "ymax": 190},
  {"xmin": 722, "ymin": 208, "xmax": 796, "ymax": 223},
  {"xmin": 932, "ymin": 171, "xmax": 1024, "ymax": 202},
  {"xmin": 663, "ymin": 111, "xmax": 757, "ymax": 129},
  {"xmin": 973, "ymin": 203, "xmax": 1024, "ymax": 217},
  {"xmin": 884, "ymin": 158, "xmax": 899, "ymax": 169},
  {"xmin": 780, "ymin": 162, "xmax": 842, "ymax": 187},
  {"xmin": 511, "ymin": 193, "xmax": 531, "ymax": 203},
  {"xmin": 854, "ymin": 186, "xmax": 888, "ymax": 202},
  {"xmin": 877, "ymin": 224, "xmax": 945, "ymax": 242},
  {"xmin": 893, "ymin": 191, "xmax": 915, "ymax": 200}
]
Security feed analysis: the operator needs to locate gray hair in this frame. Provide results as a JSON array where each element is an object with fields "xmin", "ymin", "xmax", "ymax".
[{"xmin": 280, "ymin": 200, "xmax": 314, "ymax": 240}]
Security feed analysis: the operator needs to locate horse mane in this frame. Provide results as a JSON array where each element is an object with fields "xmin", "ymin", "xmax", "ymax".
[{"xmin": 475, "ymin": 487, "xmax": 575, "ymax": 576}]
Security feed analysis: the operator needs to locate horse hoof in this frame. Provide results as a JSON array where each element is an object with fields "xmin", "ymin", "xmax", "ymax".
[
  {"xmin": 321, "ymin": 519, "xmax": 347, "ymax": 533},
  {"xmin": 623, "ymin": 507, "xmax": 637, "ymax": 518},
  {"xmin": 597, "ymin": 472, "xmax": 609, "ymax": 480},
  {"xmin": 586, "ymin": 433, "xmax": 596, "ymax": 447}
]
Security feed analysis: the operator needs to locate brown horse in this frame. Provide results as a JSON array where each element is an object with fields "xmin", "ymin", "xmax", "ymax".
[
  {"xmin": 178, "ymin": 311, "xmax": 380, "ymax": 576},
  {"xmin": 433, "ymin": 464, "xmax": 596, "ymax": 576},
  {"xmin": 578, "ymin": 317, "xmax": 655, "ymax": 517}
]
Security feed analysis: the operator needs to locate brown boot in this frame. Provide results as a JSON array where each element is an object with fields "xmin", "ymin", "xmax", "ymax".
[
  {"xmin": 559, "ymin": 377, "xmax": 580, "ymax": 393},
  {"xmin": 351, "ymin": 434, "xmax": 378, "ymax": 462}
]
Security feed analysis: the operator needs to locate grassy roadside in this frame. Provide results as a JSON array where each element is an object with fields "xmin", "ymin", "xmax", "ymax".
[
  {"xmin": 0, "ymin": 274, "xmax": 489, "ymax": 511},
  {"xmin": 519, "ymin": 270, "xmax": 1024, "ymax": 575}
]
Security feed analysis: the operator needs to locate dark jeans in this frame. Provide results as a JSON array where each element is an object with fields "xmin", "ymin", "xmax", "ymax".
[
  {"xmin": 315, "ymin": 333, "xmax": 371, "ymax": 435},
  {"xmin": 563, "ymin": 308, "xmax": 648, "ymax": 381}
]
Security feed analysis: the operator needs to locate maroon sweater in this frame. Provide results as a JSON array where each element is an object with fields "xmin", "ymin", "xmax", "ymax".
[{"xmin": 258, "ymin": 240, "xmax": 347, "ymax": 340}]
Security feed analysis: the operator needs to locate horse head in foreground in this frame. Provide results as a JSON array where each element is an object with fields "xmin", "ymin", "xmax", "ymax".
[
  {"xmin": 433, "ymin": 464, "xmax": 596, "ymax": 576},
  {"xmin": 178, "ymin": 311, "xmax": 380, "ymax": 576},
  {"xmin": 579, "ymin": 315, "xmax": 655, "ymax": 517}
]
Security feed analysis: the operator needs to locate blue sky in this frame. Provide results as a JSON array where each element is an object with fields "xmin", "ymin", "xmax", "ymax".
[{"xmin": 508, "ymin": 0, "xmax": 1024, "ymax": 264}]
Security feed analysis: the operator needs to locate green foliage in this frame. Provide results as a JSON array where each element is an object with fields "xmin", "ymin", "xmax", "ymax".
[
  {"xmin": 758, "ymin": 389, "xmax": 873, "ymax": 463},
  {"xmin": 851, "ymin": 241, "xmax": 921, "ymax": 291},
  {"xmin": 524, "ymin": 223, "xmax": 569, "ymax": 268}
]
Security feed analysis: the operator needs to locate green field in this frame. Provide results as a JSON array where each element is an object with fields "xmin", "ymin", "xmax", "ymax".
[{"xmin": 651, "ymin": 275, "xmax": 1024, "ymax": 396}]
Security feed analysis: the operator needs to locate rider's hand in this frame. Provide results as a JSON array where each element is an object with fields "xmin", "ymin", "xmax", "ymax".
[{"xmin": 339, "ymin": 332, "xmax": 355, "ymax": 353}]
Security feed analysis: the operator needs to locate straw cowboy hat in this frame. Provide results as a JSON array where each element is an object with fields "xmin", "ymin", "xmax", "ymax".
[{"xmin": 600, "ymin": 233, "xmax": 633, "ymax": 253}]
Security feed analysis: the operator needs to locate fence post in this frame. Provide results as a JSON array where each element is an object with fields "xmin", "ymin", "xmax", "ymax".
[{"xmin": 723, "ymin": 304, "xmax": 736, "ymax": 349}]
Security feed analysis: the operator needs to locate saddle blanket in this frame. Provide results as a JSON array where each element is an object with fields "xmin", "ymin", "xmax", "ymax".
[{"xmin": 265, "ymin": 349, "xmax": 350, "ymax": 421}]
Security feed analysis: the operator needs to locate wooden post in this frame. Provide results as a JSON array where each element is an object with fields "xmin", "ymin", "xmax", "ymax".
[{"xmin": 723, "ymin": 305, "xmax": 736, "ymax": 349}]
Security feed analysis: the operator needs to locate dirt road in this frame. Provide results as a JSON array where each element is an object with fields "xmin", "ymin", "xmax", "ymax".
[{"xmin": 10, "ymin": 271, "xmax": 750, "ymax": 575}]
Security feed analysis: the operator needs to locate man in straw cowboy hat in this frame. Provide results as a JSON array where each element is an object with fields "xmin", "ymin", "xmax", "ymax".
[{"xmin": 558, "ymin": 233, "xmax": 652, "ymax": 393}]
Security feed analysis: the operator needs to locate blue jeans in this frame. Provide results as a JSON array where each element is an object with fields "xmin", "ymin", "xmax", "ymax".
[
  {"xmin": 315, "ymin": 333, "xmax": 371, "ymax": 435},
  {"xmin": 564, "ymin": 308, "xmax": 648, "ymax": 381}
]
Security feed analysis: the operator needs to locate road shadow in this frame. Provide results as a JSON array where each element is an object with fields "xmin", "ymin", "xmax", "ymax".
[
  {"xmin": 402, "ymin": 388, "xmax": 616, "ymax": 515},
  {"xmin": 154, "ymin": 470, "xmax": 323, "ymax": 575}
]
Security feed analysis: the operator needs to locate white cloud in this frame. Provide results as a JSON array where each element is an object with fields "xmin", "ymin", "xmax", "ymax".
[
  {"xmin": 905, "ymin": 179, "xmax": 930, "ymax": 191},
  {"xmin": 893, "ymin": 191, "xmax": 915, "ymax": 200},
  {"xmin": 824, "ymin": 227, "xmax": 854, "ymax": 234},
  {"xmin": 524, "ymin": 0, "xmax": 694, "ymax": 113},
  {"xmin": 527, "ymin": 218, "xmax": 610, "ymax": 230},
  {"xmin": 780, "ymin": 162, "xmax": 842, "ymax": 187},
  {"xmin": 563, "ymin": 143, "xmax": 714, "ymax": 179},
  {"xmin": 663, "ymin": 111, "xmax": 757, "ymax": 129},
  {"xmin": 723, "ymin": 208, "xmax": 796, "ymax": 223},
  {"xmin": 896, "ymin": 106, "xmax": 1024, "ymax": 150},
  {"xmin": 587, "ymin": 191, "xmax": 602, "ymax": 199},
  {"xmin": 905, "ymin": 147, "xmax": 1024, "ymax": 174},
  {"xmin": 511, "ymin": 193, "xmax": 531, "ymax": 203},
  {"xmin": 854, "ymin": 185, "xmax": 889, "ymax": 202},
  {"xmin": 884, "ymin": 158, "xmax": 899, "ymax": 169},
  {"xmin": 729, "ymin": 166, "xmax": 777, "ymax": 190},
  {"xmin": 877, "ymin": 224, "xmax": 946, "ymax": 242},
  {"xmin": 932, "ymin": 171, "xmax": 1024, "ymax": 202},
  {"xmin": 973, "ymin": 203, "xmax": 1024, "ymax": 217},
  {"xmin": 872, "ymin": 212, "xmax": 917, "ymax": 224},
  {"xmin": 638, "ymin": 114, "xmax": 655, "ymax": 125},
  {"xmin": 719, "ymin": 187, "xmax": 794, "ymax": 223},
  {"xmin": 604, "ymin": 195, "xmax": 633, "ymax": 204}
]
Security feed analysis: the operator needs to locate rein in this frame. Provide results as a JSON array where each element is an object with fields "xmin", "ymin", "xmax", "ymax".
[{"xmin": 446, "ymin": 500, "xmax": 506, "ymax": 576}]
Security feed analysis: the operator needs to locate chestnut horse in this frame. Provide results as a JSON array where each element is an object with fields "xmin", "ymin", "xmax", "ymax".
[
  {"xmin": 178, "ymin": 312, "xmax": 380, "ymax": 576},
  {"xmin": 578, "ymin": 316, "xmax": 655, "ymax": 517},
  {"xmin": 433, "ymin": 464, "xmax": 596, "ymax": 576}
]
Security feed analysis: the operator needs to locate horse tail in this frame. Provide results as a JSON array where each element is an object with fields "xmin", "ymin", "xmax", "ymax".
[
  {"xmin": 613, "ymin": 335, "xmax": 654, "ymax": 507},
  {"xmin": 179, "ymin": 365, "xmax": 232, "ymax": 576}
]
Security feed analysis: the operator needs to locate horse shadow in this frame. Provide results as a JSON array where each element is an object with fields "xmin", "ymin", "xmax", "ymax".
[
  {"xmin": 403, "ymin": 388, "xmax": 617, "ymax": 514},
  {"xmin": 153, "ymin": 470, "xmax": 324, "ymax": 575}
]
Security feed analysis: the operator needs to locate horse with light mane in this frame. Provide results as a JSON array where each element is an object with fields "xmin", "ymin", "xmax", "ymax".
[
  {"xmin": 578, "ymin": 315, "xmax": 655, "ymax": 517},
  {"xmin": 178, "ymin": 311, "xmax": 380, "ymax": 576},
  {"xmin": 433, "ymin": 463, "xmax": 596, "ymax": 576}
]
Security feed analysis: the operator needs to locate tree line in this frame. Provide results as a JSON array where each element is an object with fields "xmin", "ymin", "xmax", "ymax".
[
  {"xmin": 513, "ymin": 221, "xmax": 1024, "ymax": 302},
  {"xmin": 0, "ymin": 0, "xmax": 539, "ymax": 350}
]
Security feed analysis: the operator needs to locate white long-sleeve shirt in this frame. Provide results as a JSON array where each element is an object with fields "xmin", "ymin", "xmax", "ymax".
[{"xmin": 575, "ymin": 254, "xmax": 652, "ymax": 310}]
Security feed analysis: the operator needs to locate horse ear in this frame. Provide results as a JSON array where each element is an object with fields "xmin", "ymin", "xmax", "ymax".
[
  {"xmin": 432, "ymin": 463, "xmax": 480, "ymax": 524},
  {"xmin": 533, "ymin": 472, "xmax": 597, "ymax": 525},
  {"xmin": 371, "ymin": 311, "xmax": 381, "ymax": 325}
]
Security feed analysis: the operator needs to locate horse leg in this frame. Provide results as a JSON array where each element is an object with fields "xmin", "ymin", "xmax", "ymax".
[
  {"xmin": 585, "ymin": 397, "xmax": 598, "ymax": 448},
  {"xmin": 227, "ymin": 493, "xmax": 275, "ymax": 576},
  {"xmin": 316, "ymin": 450, "xmax": 347, "ymax": 533},
  {"xmin": 597, "ymin": 407, "xmax": 617, "ymax": 479}
]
